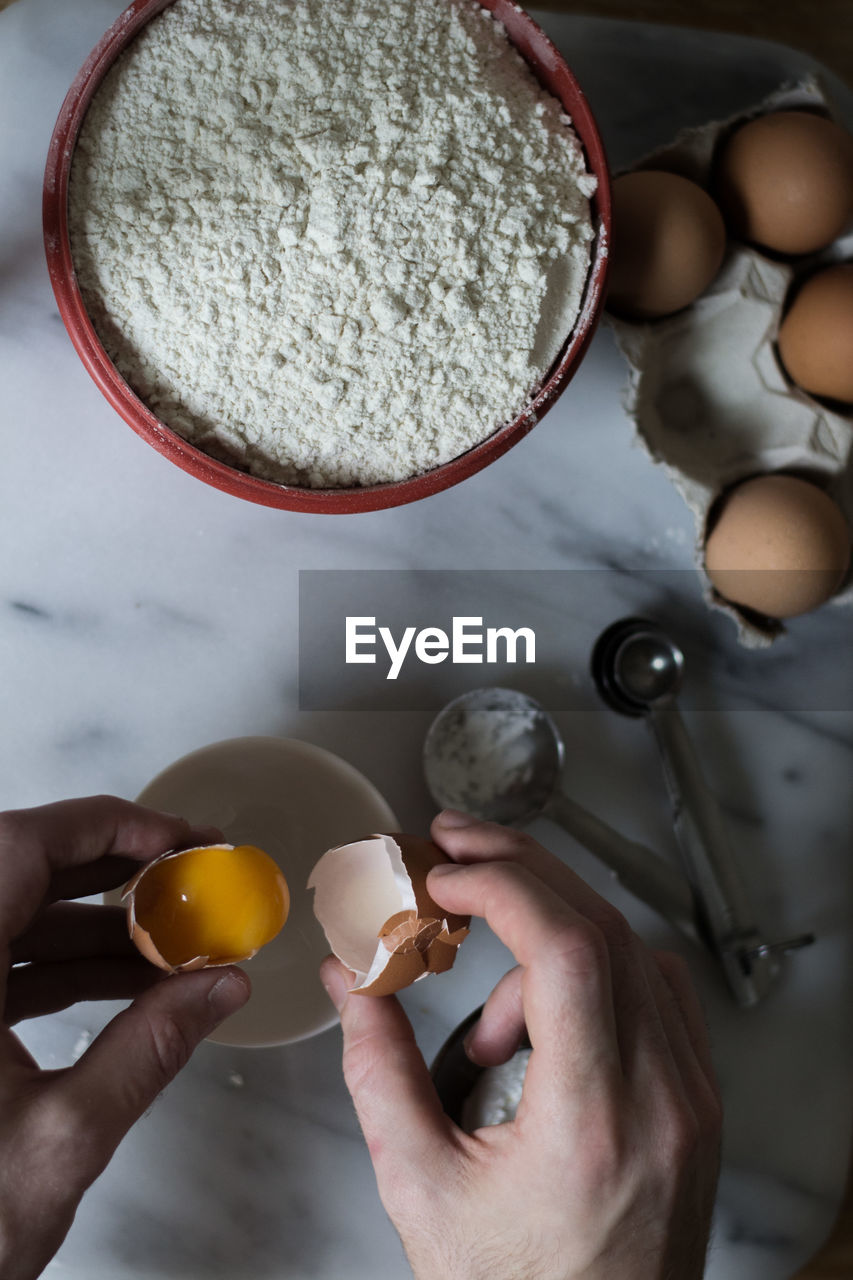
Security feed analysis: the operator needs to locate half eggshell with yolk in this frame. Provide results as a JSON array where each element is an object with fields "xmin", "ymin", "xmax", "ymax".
[
  {"xmin": 308, "ymin": 833, "xmax": 470, "ymax": 996},
  {"xmin": 123, "ymin": 842, "xmax": 290, "ymax": 973}
]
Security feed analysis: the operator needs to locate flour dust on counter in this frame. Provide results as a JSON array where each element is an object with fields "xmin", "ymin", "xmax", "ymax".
[{"xmin": 69, "ymin": 0, "xmax": 596, "ymax": 488}]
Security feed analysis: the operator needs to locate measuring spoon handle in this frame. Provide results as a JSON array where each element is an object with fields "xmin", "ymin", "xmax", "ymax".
[
  {"xmin": 648, "ymin": 702, "xmax": 773, "ymax": 1005},
  {"xmin": 547, "ymin": 789, "xmax": 700, "ymax": 946}
]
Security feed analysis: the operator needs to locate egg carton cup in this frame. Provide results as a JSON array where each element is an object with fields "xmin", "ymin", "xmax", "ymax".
[{"xmin": 607, "ymin": 76, "xmax": 853, "ymax": 647}]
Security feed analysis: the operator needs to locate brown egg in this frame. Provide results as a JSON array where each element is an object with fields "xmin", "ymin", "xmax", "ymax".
[
  {"xmin": 715, "ymin": 111, "xmax": 853, "ymax": 255},
  {"xmin": 777, "ymin": 264, "xmax": 853, "ymax": 404},
  {"xmin": 705, "ymin": 474, "xmax": 851, "ymax": 618},
  {"xmin": 308, "ymin": 833, "xmax": 470, "ymax": 996},
  {"xmin": 606, "ymin": 170, "xmax": 726, "ymax": 320}
]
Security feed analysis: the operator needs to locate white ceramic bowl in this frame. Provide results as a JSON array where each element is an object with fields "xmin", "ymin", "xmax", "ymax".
[{"xmin": 109, "ymin": 736, "xmax": 398, "ymax": 1047}]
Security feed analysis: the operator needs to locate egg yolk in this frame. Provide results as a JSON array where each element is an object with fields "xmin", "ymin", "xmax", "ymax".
[{"xmin": 132, "ymin": 844, "xmax": 289, "ymax": 967}]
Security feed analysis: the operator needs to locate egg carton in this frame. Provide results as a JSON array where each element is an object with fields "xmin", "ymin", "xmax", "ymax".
[{"xmin": 607, "ymin": 76, "xmax": 853, "ymax": 647}]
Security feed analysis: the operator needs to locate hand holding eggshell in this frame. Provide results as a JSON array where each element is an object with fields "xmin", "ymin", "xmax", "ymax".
[
  {"xmin": 321, "ymin": 813, "xmax": 721, "ymax": 1280},
  {"xmin": 0, "ymin": 797, "xmax": 250, "ymax": 1280}
]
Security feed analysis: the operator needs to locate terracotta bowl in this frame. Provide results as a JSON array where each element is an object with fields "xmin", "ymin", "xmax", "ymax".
[{"xmin": 44, "ymin": 0, "xmax": 611, "ymax": 514}]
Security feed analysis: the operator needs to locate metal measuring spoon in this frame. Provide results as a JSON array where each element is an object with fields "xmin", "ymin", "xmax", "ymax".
[
  {"xmin": 423, "ymin": 687, "xmax": 699, "ymax": 943},
  {"xmin": 592, "ymin": 618, "xmax": 815, "ymax": 1007}
]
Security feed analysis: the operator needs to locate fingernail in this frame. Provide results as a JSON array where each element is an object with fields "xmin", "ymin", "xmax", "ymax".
[
  {"xmin": 208, "ymin": 969, "xmax": 251, "ymax": 1019},
  {"xmin": 435, "ymin": 809, "xmax": 479, "ymax": 828},
  {"xmin": 428, "ymin": 861, "xmax": 465, "ymax": 878},
  {"xmin": 321, "ymin": 963, "xmax": 350, "ymax": 1013}
]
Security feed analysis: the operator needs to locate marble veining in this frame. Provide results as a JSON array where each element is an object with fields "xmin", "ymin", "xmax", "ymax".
[{"xmin": 1, "ymin": 3, "xmax": 852, "ymax": 1278}]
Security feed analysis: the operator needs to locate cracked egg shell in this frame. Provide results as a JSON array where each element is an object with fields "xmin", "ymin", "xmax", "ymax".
[
  {"xmin": 307, "ymin": 833, "xmax": 470, "ymax": 997},
  {"xmin": 123, "ymin": 843, "xmax": 290, "ymax": 973}
]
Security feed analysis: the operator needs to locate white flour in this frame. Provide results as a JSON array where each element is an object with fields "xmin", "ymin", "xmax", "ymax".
[
  {"xmin": 70, "ymin": 0, "xmax": 596, "ymax": 488},
  {"xmin": 462, "ymin": 1048, "xmax": 531, "ymax": 1129}
]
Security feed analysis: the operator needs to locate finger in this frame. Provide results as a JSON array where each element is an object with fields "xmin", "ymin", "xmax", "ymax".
[
  {"xmin": 47, "ymin": 825, "xmax": 224, "ymax": 904},
  {"xmin": 641, "ymin": 952, "xmax": 723, "ymax": 1189},
  {"xmin": 432, "ymin": 814, "xmax": 675, "ymax": 1085},
  {"xmin": 0, "ymin": 796, "xmax": 221, "ymax": 946},
  {"xmin": 463, "ymin": 965, "xmax": 527, "ymax": 1067},
  {"xmin": 48, "ymin": 966, "xmax": 250, "ymax": 1191},
  {"xmin": 652, "ymin": 949, "xmax": 720, "ymax": 1098},
  {"xmin": 612, "ymin": 943, "xmax": 686, "ymax": 1098},
  {"xmin": 320, "ymin": 956, "xmax": 453, "ymax": 1183},
  {"xmin": 0, "ymin": 1024, "xmax": 39, "ymax": 1072},
  {"xmin": 426, "ymin": 860, "xmax": 622, "ymax": 1116},
  {"xmin": 10, "ymin": 904, "xmax": 133, "ymax": 965},
  {"xmin": 4, "ymin": 956, "xmax": 165, "ymax": 1025},
  {"xmin": 44, "ymin": 855, "xmax": 150, "ymax": 904},
  {"xmin": 432, "ymin": 812, "xmax": 615, "ymax": 928}
]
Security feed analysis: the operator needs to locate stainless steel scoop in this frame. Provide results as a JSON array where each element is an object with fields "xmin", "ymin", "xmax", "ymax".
[
  {"xmin": 423, "ymin": 687, "xmax": 700, "ymax": 944},
  {"xmin": 592, "ymin": 617, "xmax": 815, "ymax": 1006}
]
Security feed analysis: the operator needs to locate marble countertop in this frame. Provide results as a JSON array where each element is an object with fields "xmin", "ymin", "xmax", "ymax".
[{"xmin": 2, "ymin": 3, "xmax": 852, "ymax": 1277}]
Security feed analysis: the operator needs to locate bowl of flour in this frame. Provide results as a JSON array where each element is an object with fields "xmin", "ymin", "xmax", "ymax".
[{"xmin": 45, "ymin": 0, "xmax": 610, "ymax": 513}]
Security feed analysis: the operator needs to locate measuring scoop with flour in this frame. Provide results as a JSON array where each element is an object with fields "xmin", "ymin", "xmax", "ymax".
[{"xmin": 423, "ymin": 687, "xmax": 700, "ymax": 945}]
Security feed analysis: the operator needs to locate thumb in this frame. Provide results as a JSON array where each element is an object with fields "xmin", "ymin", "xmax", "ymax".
[
  {"xmin": 55, "ymin": 966, "xmax": 250, "ymax": 1186},
  {"xmin": 321, "ymin": 957, "xmax": 451, "ymax": 1180}
]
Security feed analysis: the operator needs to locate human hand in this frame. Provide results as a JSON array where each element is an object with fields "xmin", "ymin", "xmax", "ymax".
[
  {"xmin": 0, "ymin": 796, "xmax": 250, "ymax": 1280},
  {"xmin": 321, "ymin": 813, "xmax": 722, "ymax": 1280}
]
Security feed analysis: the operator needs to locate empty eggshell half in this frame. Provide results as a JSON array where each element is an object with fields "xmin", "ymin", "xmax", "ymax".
[
  {"xmin": 308, "ymin": 833, "xmax": 470, "ymax": 996},
  {"xmin": 123, "ymin": 842, "xmax": 290, "ymax": 973}
]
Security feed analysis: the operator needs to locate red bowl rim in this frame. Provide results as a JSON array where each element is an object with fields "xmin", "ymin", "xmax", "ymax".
[{"xmin": 43, "ymin": 0, "xmax": 611, "ymax": 514}]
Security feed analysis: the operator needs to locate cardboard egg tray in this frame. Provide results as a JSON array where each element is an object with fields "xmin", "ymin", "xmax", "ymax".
[{"xmin": 606, "ymin": 77, "xmax": 853, "ymax": 647}]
